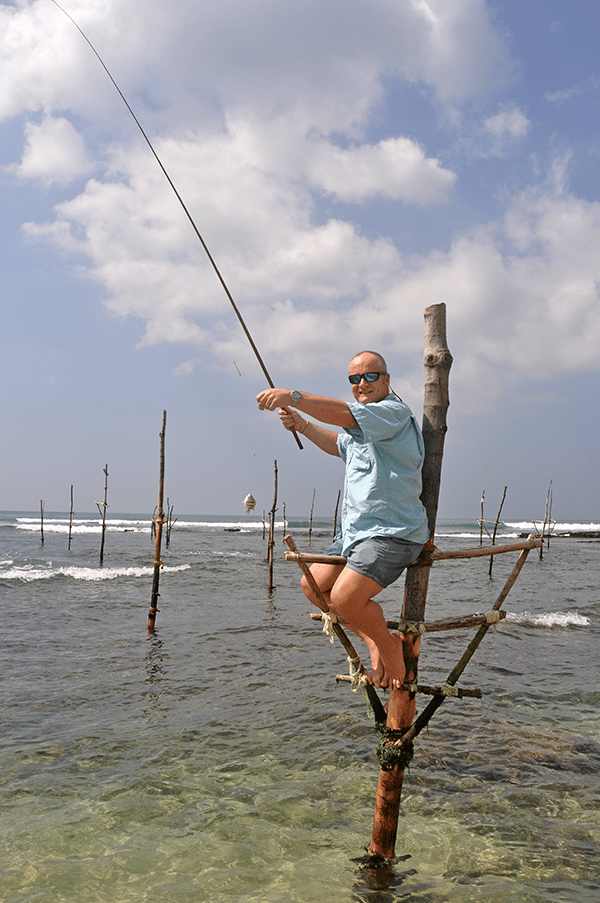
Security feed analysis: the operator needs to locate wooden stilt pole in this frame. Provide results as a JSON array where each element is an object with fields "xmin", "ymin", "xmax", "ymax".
[
  {"xmin": 488, "ymin": 486, "xmax": 507, "ymax": 577},
  {"xmin": 68, "ymin": 485, "xmax": 74, "ymax": 551},
  {"xmin": 308, "ymin": 489, "xmax": 316, "ymax": 547},
  {"xmin": 97, "ymin": 465, "xmax": 109, "ymax": 566},
  {"xmin": 333, "ymin": 488, "xmax": 341, "ymax": 538},
  {"xmin": 40, "ymin": 500, "xmax": 44, "ymax": 545},
  {"xmin": 369, "ymin": 303, "xmax": 452, "ymax": 860},
  {"xmin": 148, "ymin": 411, "xmax": 167, "ymax": 632},
  {"xmin": 268, "ymin": 460, "xmax": 278, "ymax": 593}
]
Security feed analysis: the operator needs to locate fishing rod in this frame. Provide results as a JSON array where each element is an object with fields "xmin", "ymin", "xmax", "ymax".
[{"xmin": 49, "ymin": 0, "xmax": 303, "ymax": 449}]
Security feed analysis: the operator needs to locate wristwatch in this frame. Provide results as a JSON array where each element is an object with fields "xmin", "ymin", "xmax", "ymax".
[{"xmin": 290, "ymin": 390, "xmax": 302, "ymax": 406}]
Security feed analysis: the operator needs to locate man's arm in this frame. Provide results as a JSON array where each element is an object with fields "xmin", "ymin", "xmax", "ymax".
[
  {"xmin": 256, "ymin": 388, "xmax": 357, "ymax": 428},
  {"xmin": 277, "ymin": 407, "xmax": 340, "ymax": 456}
]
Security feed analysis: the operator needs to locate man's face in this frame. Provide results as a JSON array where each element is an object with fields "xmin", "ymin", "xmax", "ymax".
[{"xmin": 348, "ymin": 353, "xmax": 391, "ymax": 404}]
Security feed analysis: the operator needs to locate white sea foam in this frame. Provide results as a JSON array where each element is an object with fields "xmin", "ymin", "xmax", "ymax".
[
  {"xmin": 1, "ymin": 564, "xmax": 190, "ymax": 582},
  {"xmin": 506, "ymin": 610, "xmax": 591, "ymax": 628},
  {"xmin": 16, "ymin": 518, "xmax": 151, "ymax": 534},
  {"xmin": 505, "ymin": 521, "xmax": 600, "ymax": 533}
]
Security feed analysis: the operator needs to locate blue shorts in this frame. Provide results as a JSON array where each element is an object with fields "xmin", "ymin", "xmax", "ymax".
[{"xmin": 325, "ymin": 535, "xmax": 424, "ymax": 589}]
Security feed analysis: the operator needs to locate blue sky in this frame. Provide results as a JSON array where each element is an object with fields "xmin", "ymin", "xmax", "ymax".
[{"xmin": 1, "ymin": 0, "xmax": 599, "ymax": 522}]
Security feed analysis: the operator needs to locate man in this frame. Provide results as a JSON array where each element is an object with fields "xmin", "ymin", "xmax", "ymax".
[{"xmin": 256, "ymin": 351, "xmax": 428, "ymax": 690}]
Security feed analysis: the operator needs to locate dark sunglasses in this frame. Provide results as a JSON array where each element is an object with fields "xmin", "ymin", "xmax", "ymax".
[{"xmin": 348, "ymin": 371, "xmax": 385, "ymax": 385}]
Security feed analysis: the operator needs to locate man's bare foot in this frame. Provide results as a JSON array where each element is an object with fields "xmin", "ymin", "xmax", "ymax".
[
  {"xmin": 379, "ymin": 633, "xmax": 406, "ymax": 691},
  {"xmin": 360, "ymin": 637, "xmax": 387, "ymax": 688},
  {"xmin": 366, "ymin": 658, "xmax": 386, "ymax": 687}
]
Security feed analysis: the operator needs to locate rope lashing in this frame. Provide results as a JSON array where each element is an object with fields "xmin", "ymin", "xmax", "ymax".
[
  {"xmin": 485, "ymin": 610, "xmax": 502, "ymax": 628},
  {"xmin": 441, "ymin": 682, "xmax": 460, "ymax": 697},
  {"xmin": 348, "ymin": 655, "xmax": 367, "ymax": 691},
  {"xmin": 396, "ymin": 618, "xmax": 427, "ymax": 636},
  {"xmin": 375, "ymin": 723, "xmax": 414, "ymax": 771},
  {"xmin": 322, "ymin": 611, "xmax": 338, "ymax": 643}
]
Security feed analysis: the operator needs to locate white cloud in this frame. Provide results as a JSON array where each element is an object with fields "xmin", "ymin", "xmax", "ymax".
[
  {"xmin": 24, "ymin": 136, "xmax": 600, "ymax": 421},
  {"xmin": 0, "ymin": 0, "xmax": 513, "ymax": 128},
  {"xmin": 17, "ymin": 0, "xmax": 593, "ymax": 419},
  {"xmin": 305, "ymin": 136, "xmax": 456, "ymax": 204},
  {"xmin": 484, "ymin": 107, "xmax": 529, "ymax": 139},
  {"xmin": 5, "ymin": 115, "xmax": 91, "ymax": 184}
]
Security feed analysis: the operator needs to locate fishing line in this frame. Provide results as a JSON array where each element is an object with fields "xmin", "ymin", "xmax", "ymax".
[{"xmin": 49, "ymin": 0, "xmax": 303, "ymax": 449}]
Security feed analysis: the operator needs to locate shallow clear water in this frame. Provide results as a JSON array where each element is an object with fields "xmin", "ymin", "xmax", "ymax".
[{"xmin": 1, "ymin": 513, "xmax": 599, "ymax": 902}]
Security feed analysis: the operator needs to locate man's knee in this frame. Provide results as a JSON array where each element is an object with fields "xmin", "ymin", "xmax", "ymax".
[
  {"xmin": 300, "ymin": 574, "xmax": 312, "ymax": 599},
  {"xmin": 329, "ymin": 581, "xmax": 351, "ymax": 614}
]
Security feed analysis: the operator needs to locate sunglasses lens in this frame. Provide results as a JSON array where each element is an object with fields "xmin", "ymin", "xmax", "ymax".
[{"xmin": 348, "ymin": 371, "xmax": 382, "ymax": 385}]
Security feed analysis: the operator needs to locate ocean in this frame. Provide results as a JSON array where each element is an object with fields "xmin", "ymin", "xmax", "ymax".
[{"xmin": 1, "ymin": 511, "xmax": 599, "ymax": 903}]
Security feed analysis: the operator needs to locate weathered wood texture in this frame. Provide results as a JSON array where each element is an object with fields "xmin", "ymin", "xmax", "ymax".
[
  {"xmin": 148, "ymin": 411, "xmax": 166, "ymax": 632},
  {"xmin": 370, "ymin": 302, "xmax": 452, "ymax": 860}
]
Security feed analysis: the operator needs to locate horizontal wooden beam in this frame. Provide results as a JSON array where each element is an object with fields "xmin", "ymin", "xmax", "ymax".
[
  {"xmin": 285, "ymin": 536, "xmax": 542, "ymax": 568},
  {"xmin": 311, "ymin": 609, "xmax": 507, "ymax": 633}
]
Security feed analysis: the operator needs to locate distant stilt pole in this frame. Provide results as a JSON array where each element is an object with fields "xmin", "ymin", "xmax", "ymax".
[
  {"xmin": 68, "ymin": 485, "xmax": 74, "ymax": 551},
  {"xmin": 479, "ymin": 491, "xmax": 485, "ymax": 546},
  {"xmin": 165, "ymin": 499, "xmax": 177, "ymax": 549},
  {"xmin": 308, "ymin": 489, "xmax": 316, "ymax": 546},
  {"xmin": 369, "ymin": 303, "xmax": 452, "ymax": 860},
  {"xmin": 148, "ymin": 411, "xmax": 167, "ymax": 632},
  {"xmin": 333, "ymin": 489, "xmax": 341, "ymax": 537},
  {"xmin": 488, "ymin": 486, "xmax": 507, "ymax": 578},
  {"xmin": 268, "ymin": 460, "xmax": 278, "ymax": 593},
  {"xmin": 96, "ymin": 465, "xmax": 109, "ymax": 566},
  {"xmin": 40, "ymin": 500, "xmax": 44, "ymax": 545},
  {"xmin": 540, "ymin": 479, "xmax": 554, "ymax": 559}
]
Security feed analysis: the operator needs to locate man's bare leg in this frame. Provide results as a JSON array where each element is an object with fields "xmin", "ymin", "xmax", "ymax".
[
  {"xmin": 328, "ymin": 567, "xmax": 406, "ymax": 690},
  {"xmin": 300, "ymin": 562, "xmax": 401, "ymax": 687},
  {"xmin": 300, "ymin": 562, "xmax": 344, "ymax": 610},
  {"xmin": 301, "ymin": 564, "xmax": 384, "ymax": 677}
]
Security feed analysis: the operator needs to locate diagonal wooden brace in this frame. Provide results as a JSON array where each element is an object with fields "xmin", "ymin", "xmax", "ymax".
[{"xmin": 284, "ymin": 534, "xmax": 386, "ymax": 723}]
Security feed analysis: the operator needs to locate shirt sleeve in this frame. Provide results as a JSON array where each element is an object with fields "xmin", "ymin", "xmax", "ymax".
[{"xmin": 346, "ymin": 398, "xmax": 406, "ymax": 443}]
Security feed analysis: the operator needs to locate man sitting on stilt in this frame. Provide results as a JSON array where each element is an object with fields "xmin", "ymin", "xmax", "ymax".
[{"xmin": 257, "ymin": 351, "xmax": 428, "ymax": 690}]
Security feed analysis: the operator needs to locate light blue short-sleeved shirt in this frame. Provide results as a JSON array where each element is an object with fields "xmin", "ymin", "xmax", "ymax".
[{"xmin": 336, "ymin": 394, "xmax": 429, "ymax": 556}]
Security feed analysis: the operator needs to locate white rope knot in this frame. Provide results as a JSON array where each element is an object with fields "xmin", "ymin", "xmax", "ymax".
[
  {"xmin": 348, "ymin": 656, "xmax": 366, "ymax": 692},
  {"xmin": 442, "ymin": 682, "xmax": 459, "ymax": 697},
  {"xmin": 322, "ymin": 611, "xmax": 338, "ymax": 643},
  {"xmin": 397, "ymin": 618, "xmax": 427, "ymax": 636},
  {"xmin": 485, "ymin": 610, "xmax": 502, "ymax": 628}
]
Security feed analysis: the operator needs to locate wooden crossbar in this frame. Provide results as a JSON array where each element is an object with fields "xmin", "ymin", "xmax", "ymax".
[
  {"xmin": 310, "ymin": 610, "xmax": 507, "ymax": 633},
  {"xmin": 284, "ymin": 536, "xmax": 542, "ymax": 568}
]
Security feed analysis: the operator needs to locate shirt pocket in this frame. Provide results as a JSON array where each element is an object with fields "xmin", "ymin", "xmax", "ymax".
[{"xmin": 349, "ymin": 445, "xmax": 373, "ymax": 473}]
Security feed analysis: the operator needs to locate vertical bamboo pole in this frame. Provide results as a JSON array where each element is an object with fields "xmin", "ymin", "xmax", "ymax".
[
  {"xmin": 68, "ymin": 485, "xmax": 74, "ymax": 551},
  {"xmin": 97, "ymin": 465, "xmax": 109, "ymax": 566},
  {"xmin": 40, "ymin": 500, "xmax": 44, "ymax": 545},
  {"xmin": 488, "ymin": 486, "xmax": 507, "ymax": 577},
  {"xmin": 479, "ymin": 491, "xmax": 485, "ymax": 546},
  {"xmin": 333, "ymin": 489, "xmax": 341, "ymax": 537},
  {"xmin": 308, "ymin": 489, "xmax": 316, "ymax": 546},
  {"xmin": 369, "ymin": 303, "xmax": 452, "ymax": 860},
  {"xmin": 148, "ymin": 411, "xmax": 167, "ymax": 632},
  {"xmin": 268, "ymin": 460, "xmax": 278, "ymax": 593},
  {"xmin": 165, "ymin": 499, "xmax": 176, "ymax": 549}
]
